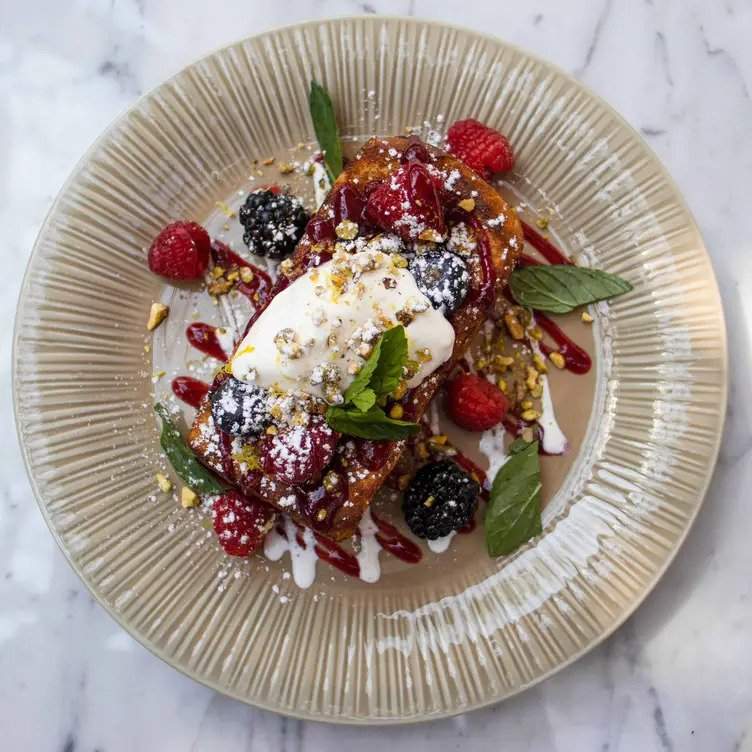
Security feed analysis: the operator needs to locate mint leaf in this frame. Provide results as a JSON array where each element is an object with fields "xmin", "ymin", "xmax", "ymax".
[
  {"xmin": 508, "ymin": 438, "xmax": 531, "ymax": 456},
  {"xmin": 350, "ymin": 387, "xmax": 377, "ymax": 412},
  {"xmin": 509, "ymin": 265, "xmax": 632, "ymax": 314},
  {"xmin": 343, "ymin": 325, "xmax": 408, "ymax": 406},
  {"xmin": 344, "ymin": 336, "xmax": 383, "ymax": 404},
  {"xmin": 326, "ymin": 405, "xmax": 419, "ymax": 440},
  {"xmin": 485, "ymin": 441, "xmax": 542, "ymax": 556},
  {"xmin": 368, "ymin": 325, "xmax": 408, "ymax": 396},
  {"xmin": 309, "ymin": 80, "xmax": 343, "ymax": 182},
  {"xmin": 155, "ymin": 404, "xmax": 226, "ymax": 494}
]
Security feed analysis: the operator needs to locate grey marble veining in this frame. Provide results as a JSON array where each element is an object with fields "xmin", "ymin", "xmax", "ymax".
[{"xmin": 2, "ymin": 1, "xmax": 751, "ymax": 749}]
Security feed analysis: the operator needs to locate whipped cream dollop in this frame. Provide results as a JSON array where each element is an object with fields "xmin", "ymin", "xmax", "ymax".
[{"xmin": 231, "ymin": 250, "xmax": 455, "ymax": 402}]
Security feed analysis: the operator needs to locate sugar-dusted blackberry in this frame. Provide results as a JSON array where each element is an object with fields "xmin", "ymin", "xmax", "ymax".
[
  {"xmin": 402, "ymin": 460, "xmax": 479, "ymax": 539},
  {"xmin": 408, "ymin": 249, "xmax": 469, "ymax": 314},
  {"xmin": 210, "ymin": 377, "xmax": 270, "ymax": 438},
  {"xmin": 238, "ymin": 189, "xmax": 309, "ymax": 259}
]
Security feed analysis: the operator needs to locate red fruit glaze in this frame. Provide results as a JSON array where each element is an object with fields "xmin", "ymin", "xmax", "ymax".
[
  {"xmin": 445, "ymin": 373, "xmax": 509, "ymax": 432},
  {"xmin": 212, "ymin": 491, "xmax": 274, "ymax": 557},
  {"xmin": 147, "ymin": 221, "xmax": 211, "ymax": 280},
  {"xmin": 261, "ymin": 417, "xmax": 340, "ymax": 487},
  {"xmin": 331, "ymin": 184, "xmax": 365, "ymax": 225},
  {"xmin": 171, "ymin": 376, "xmax": 209, "ymax": 408},
  {"xmin": 185, "ymin": 322, "xmax": 227, "ymax": 361},
  {"xmin": 365, "ymin": 162, "xmax": 445, "ymax": 240},
  {"xmin": 447, "ymin": 118, "xmax": 515, "ymax": 178}
]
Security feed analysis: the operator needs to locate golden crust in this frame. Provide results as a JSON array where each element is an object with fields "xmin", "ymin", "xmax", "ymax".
[{"xmin": 189, "ymin": 136, "xmax": 522, "ymax": 540}]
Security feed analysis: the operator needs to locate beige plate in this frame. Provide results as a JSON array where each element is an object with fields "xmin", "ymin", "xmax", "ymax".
[{"xmin": 13, "ymin": 17, "xmax": 726, "ymax": 723}]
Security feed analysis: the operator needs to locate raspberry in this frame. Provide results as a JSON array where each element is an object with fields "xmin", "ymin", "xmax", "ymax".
[
  {"xmin": 446, "ymin": 119, "xmax": 515, "ymax": 178},
  {"xmin": 212, "ymin": 490, "xmax": 274, "ymax": 557},
  {"xmin": 445, "ymin": 373, "xmax": 508, "ymax": 432},
  {"xmin": 147, "ymin": 221, "xmax": 211, "ymax": 280},
  {"xmin": 261, "ymin": 417, "xmax": 339, "ymax": 486},
  {"xmin": 365, "ymin": 161, "xmax": 445, "ymax": 241}
]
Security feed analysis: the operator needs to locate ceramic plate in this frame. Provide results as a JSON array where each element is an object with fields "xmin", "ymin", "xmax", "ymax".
[{"xmin": 13, "ymin": 17, "xmax": 726, "ymax": 723}]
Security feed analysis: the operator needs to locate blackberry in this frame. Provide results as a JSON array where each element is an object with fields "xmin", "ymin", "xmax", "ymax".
[
  {"xmin": 238, "ymin": 190, "xmax": 309, "ymax": 259},
  {"xmin": 210, "ymin": 377, "xmax": 270, "ymax": 438},
  {"xmin": 408, "ymin": 250, "xmax": 469, "ymax": 314},
  {"xmin": 402, "ymin": 460, "xmax": 479, "ymax": 539}
]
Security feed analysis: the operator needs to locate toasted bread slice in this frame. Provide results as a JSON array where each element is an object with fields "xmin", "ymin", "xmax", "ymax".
[{"xmin": 190, "ymin": 136, "xmax": 522, "ymax": 540}]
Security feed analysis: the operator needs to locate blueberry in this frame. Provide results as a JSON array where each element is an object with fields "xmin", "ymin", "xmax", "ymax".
[
  {"xmin": 408, "ymin": 250, "xmax": 469, "ymax": 314},
  {"xmin": 210, "ymin": 377, "xmax": 270, "ymax": 438}
]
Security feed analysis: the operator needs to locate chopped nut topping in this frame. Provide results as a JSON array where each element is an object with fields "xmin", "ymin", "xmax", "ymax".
[
  {"xmin": 274, "ymin": 328, "xmax": 303, "ymax": 359},
  {"xmin": 316, "ymin": 508, "xmax": 328, "ymax": 521},
  {"xmin": 146, "ymin": 302, "xmax": 169, "ymax": 331},
  {"xmin": 208, "ymin": 277, "xmax": 234, "ymax": 296},
  {"xmin": 155, "ymin": 473, "xmax": 172, "ymax": 493},
  {"xmin": 504, "ymin": 309, "xmax": 525, "ymax": 340},
  {"xmin": 535, "ymin": 216, "xmax": 550, "ymax": 230},
  {"xmin": 262, "ymin": 157, "xmax": 275, "ymax": 165},
  {"xmin": 389, "ymin": 404, "xmax": 404, "ymax": 419},
  {"xmin": 418, "ymin": 228, "xmax": 443, "ymax": 243},
  {"xmin": 532, "ymin": 354, "xmax": 548, "ymax": 373},
  {"xmin": 180, "ymin": 487, "xmax": 198, "ymax": 508},
  {"xmin": 323, "ymin": 471, "xmax": 340, "ymax": 492},
  {"xmin": 239, "ymin": 267, "xmax": 254, "ymax": 283},
  {"xmin": 521, "ymin": 408, "xmax": 541, "ymax": 422},
  {"xmin": 278, "ymin": 162, "xmax": 295, "ymax": 174},
  {"xmin": 335, "ymin": 219, "xmax": 359, "ymax": 240},
  {"xmin": 210, "ymin": 265, "xmax": 225, "ymax": 279},
  {"xmin": 382, "ymin": 276, "xmax": 397, "ymax": 289},
  {"xmin": 279, "ymin": 259, "xmax": 295, "ymax": 276},
  {"xmin": 581, "ymin": 311, "xmax": 594, "ymax": 323},
  {"xmin": 549, "ymin": 351, "xmax": 566, "ymax": 369},
  {"xmin": 458, "ymin": 197, "xmax": 476, "ymax": 212}
]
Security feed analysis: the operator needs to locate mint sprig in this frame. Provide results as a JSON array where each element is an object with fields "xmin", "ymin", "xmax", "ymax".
[
  {"xmin": 509, "ymin": 264, "xmax": 632, "ymax": 314},
  {"xmin": 154, "ymin": 404, "xmax": 227, "ymax": 494},
  {"xmin": 484, "ymin": 440, "xmax": 542, "ymax": 557},
  {"xmin": 309, "ymin": 80, "xmax": 343, "ymax": 183},
  {"xmin": 325, "ymin": 326, "xmax": 419, "ymax": 441}
]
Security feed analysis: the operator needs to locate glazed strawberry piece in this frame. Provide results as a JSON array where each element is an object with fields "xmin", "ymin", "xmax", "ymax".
[
  {"xmin": 261, "ymin": 417, "xmax": 340, "ymax": 486},
  {"xmin": 447, "ymin": 118, "xmax": 515, "ymax": 178},
  {"xmin": 212, "ymin": 490, "xmax": 274, "ymax": 557},
  {"xmin": 445, "ymin": 372, "xmax": 509, "ymax": 432},
  {"xmin": 365, "ymin": 162, "xmax": 445, "ymax": 241},
  {"xmin": 147, "ymin": 221, "xmax": 211, "ymax": 280}
]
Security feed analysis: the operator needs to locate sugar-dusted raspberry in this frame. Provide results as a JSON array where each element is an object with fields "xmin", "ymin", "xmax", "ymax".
[
  {"xmin": 147, "ymin": 221, "xmax": 211, "ymax": 280},
  {"xmin": 446, "ymin": 118, "xmax": 515, "ymax": 178},
  {"xmin": 445, "ymin": 372, "xmax": 508, "ymax": 432},
  {"xmin": 365, "ymin": 161, "xmax": 445, "ymax": 241},
  {"xmin": 212, "ymin": 490, "xmax": 274, "ymax": 557},
  {"xmin": 261, "ymin": 417, "xmax": 340, "ymax": 486}
]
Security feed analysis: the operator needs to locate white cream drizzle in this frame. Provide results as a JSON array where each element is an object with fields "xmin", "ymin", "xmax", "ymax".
[
  {"xmin": 427, "ymin": 532, "xmax": 455, "ymax": 553},
  {"xmin": 355, "ymin": 508, "xmax": 383, "ymax": 583},
  {"xmin": 263, "ymin": 516, "xmax": 318, "ymax": 589}
]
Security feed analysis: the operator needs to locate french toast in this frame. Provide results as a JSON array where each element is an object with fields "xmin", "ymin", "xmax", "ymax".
[{"xmin": 189, "ymin": 136, "xmax": 522, "ymax": 540}]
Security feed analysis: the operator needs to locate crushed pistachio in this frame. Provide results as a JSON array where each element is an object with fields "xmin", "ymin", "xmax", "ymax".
[
  {"xmin": 155, "ymin": 473, "xmax": 172, "ymax": 493},
  {"xmin": 458, "ymin": 197, "xmax": 476, "ymax": 212},
  {"xmin": 549, "ymin": 351, "xmax": 566, "ymax": 369},
  {"xmin": 146, "ymin": 302, "xmax": 169, "ymax": 331},
  {"xmin": 581, "ymin": 311, "xmax": 594, "ymax": 323},
  {"xmin": 180, "ymin": 487, "xmax": 198, "ymax": 508},
  {"xmin": 389, "ymin": 404, "xmax": 404, "ymax": 419}
]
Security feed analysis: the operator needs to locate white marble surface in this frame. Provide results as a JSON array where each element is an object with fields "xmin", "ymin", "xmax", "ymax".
[{"xmin": 2, "ymin": 0, "xmax": 751, "ymax": 749}]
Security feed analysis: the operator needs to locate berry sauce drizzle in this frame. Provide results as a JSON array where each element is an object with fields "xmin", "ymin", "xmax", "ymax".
[
  {"xmin": 313, "ymin": 533, "xmax": 361, "ymax": 578},
  {"xmin": 171, "ymin": 376, "xmax": 209, "ymax": 408},
  {"xmin": 521, "ymin": 221, "xmax": 572, "ymax": 265},
  {"xmin": 535, "ymin": 313, "xmax": 592, "ymax": 374},
  {"xmin": 211, "ymin": 240, "xmax": 273, "ymax": 308},
  {"xmin": 371, "ymin": 513, "xmax": 423, "ymax": 564},
  {"xmin": 186, "ymin": 322, "xmax": 228, "ymax": 361}
]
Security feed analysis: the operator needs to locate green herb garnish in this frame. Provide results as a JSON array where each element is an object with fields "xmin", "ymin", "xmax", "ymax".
[
  {"xmin": 154, "ymin": 403, "xmax": 226, "ymax": 494},
  {"xmin": 326, "ymin": 406, "xmax": 420, "ymax": 440},
  {"xmin": 484, "ymin": 440, "xmax": 542, "ymax": 557},
  {"xmin": 509, "ymin": 264, "xmax": 632, "ymax": 314},
  {"xmin": 325, "ymin": 325, "xmax": 419, "ymax": 440},
  {"xmin": 309, "ymin": 80, "xmax": 343, "ymax": 182}
]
